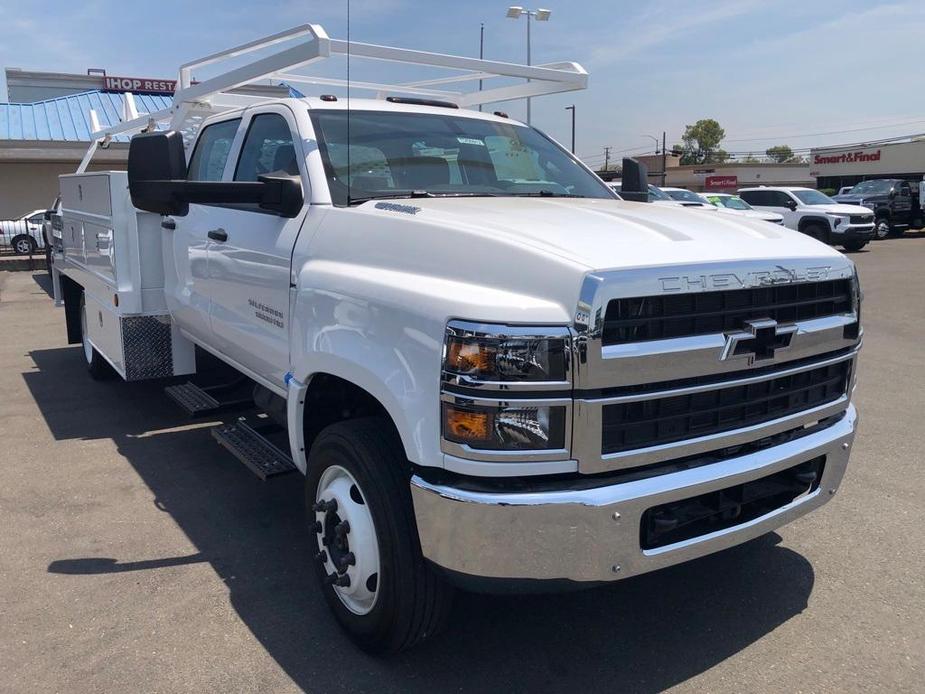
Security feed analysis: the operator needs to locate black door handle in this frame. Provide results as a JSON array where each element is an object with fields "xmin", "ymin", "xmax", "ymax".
[
  {"xmin": 161, "ymin": 218, "xmax": 176, "ymax": 230},
  {"xmin": 207, "ymin": 228, "xmax": 228, "ymax": 242}
]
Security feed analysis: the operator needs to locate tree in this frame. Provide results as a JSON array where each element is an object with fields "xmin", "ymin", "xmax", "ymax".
[
  {"xmin": 765, "ymin": 145, "xmax": 794, "ymax": 163},
  {"xmin": 678, "ymin": 119, "xmax": 726, "ymax": 165}
]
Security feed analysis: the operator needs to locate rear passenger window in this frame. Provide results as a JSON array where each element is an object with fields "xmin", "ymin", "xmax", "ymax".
[
  {"xmin": 187, "ymin": 119, "xmax": 241, "ymax": 181},
  {"xmin": 740, "ymin": 190, "xmax": 766, "ymax": 205},
  {"xmin": 234, "ymin": 114, "xmax": 299, "ymax": 181}
]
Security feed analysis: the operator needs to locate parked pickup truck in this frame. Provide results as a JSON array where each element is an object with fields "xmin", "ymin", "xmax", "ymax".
[
  {"xmin": 51, "ymin": 25, "xmax": 862, "ymax": 654},
  {"xmin": 833, "ymin": 178, "xmax": 923, "ymax": 239}
]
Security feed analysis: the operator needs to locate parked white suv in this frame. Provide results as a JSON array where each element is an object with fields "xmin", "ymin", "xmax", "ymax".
[{"xmin": 738, "ymin": 186, "xmax": 874, "ymax": 252}]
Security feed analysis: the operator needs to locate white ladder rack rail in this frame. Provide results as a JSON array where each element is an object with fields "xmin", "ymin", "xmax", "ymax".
[{"xmin": 77, "ymin": 23, "xmax": 588, "ymax": 173}]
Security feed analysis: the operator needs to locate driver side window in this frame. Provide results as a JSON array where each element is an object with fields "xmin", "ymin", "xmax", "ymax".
[
  {"xmin": 770, "ymin": 192, "xmax": 794, "ymax": 207},
  {"xmin": 234, "ymin": 114, "xmax": 299, "ymax": 182}
]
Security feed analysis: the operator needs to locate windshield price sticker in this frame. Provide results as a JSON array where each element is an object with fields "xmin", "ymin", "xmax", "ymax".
[{"xmin": 457, "ymin": 137, "xmax": 485, "ymax": 146}]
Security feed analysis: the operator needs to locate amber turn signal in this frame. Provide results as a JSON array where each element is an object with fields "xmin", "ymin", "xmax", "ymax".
[{"xmin": 443, "ymin": 404, "xmax": 492, "ymax": 443}]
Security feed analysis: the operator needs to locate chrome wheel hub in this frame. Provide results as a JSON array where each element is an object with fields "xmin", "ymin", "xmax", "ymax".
[{"xmin": 313, "ymin": 465, "xmax": 379, "ymax": 615}]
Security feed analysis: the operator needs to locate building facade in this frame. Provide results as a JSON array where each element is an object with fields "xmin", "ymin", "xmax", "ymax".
[
  {"xmin": 666, "ymin": 162, "xmax": 814, "ymax": 192},
  {"xmin": 810, "ymin": 139, "xmax": 925, "ymax": 191}
]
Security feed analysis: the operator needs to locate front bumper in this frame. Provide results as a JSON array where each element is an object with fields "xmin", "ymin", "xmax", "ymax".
[
  {"xmin": 411, "ymin": 404, "xmax": 857, "ymax": 584},
  {"xmin": 832, "ymin": 224, "xmax": 874, "ymax": 241}
]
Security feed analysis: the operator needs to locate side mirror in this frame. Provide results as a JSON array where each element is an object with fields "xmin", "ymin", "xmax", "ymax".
[
  {"xmin": 620, "ymin": 157, "xmax": 650, "ymax": 203},
  {"xmin": 787, "ymin": 199, "xmax": 798, "ymax": 211},
  {"xmin": 127, "ymin": 130, "xmax": 304, "ymax": 218},
  {"xmin": 43, "ymin": 211, "xmax": 52, "ymax": 221},
  {"xmin": 128, "ymin": 131, "xmax": 189, "ymax": 216}
]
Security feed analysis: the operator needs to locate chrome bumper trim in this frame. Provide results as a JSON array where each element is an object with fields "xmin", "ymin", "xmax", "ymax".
[{"xmin": 411, "ymin": 405, "xmax": 857, "ymax": 583}]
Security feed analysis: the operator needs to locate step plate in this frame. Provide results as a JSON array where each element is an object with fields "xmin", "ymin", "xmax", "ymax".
[
  {"xmin": 212, "ymin": 420, "xmax": 296, "ymax": 480},
  {"xmin": 164, "ymin": 382, "xmax": 221, "ymax": 416}
]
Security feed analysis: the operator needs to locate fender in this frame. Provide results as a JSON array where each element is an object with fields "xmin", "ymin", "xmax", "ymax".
[{"xmin": 287, "ymin": 258, "xmax": 570, "ymax": 472}]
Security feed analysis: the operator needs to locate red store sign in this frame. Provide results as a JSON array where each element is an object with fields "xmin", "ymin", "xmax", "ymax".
[
  {"xmin": 812, "ymin": 149, "xmax": 881, "ymax": 166},
  {"xmin": 705, "ymin": 175, "xmax": 738, "ymax": 189},
  {"xmin": 102, "ymin": 76, "xmax": 177, "ymax": 94}
]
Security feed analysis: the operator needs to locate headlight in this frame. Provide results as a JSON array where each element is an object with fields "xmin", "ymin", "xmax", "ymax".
[
  {"xmin": 441, "ymin": 321, "xmax": 572, "ymax": 456},
  {"xmin": 442, "ymin": 399, "xmax": 567, "ymax": 450},
  {"xmin": 443, "ymin": 321, "xmax": 570, "ymax": 386}
]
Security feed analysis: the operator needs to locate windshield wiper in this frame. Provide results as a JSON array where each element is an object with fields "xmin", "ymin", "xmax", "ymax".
[
  {"xmin": 507, "ymin": 191, "xmax": 588, "ymax": 198},
  {"xmin": 348, "ymin": 191, "xmax": 505, "ymax": 205},
  {"xmin": 347, "ymin": 190, "xmax": 435, "ymax": 205}
]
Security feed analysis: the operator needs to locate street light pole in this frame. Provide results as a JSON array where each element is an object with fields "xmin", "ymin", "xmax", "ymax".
[
  {"xmin": 506, "ymin": 7, "xmax": 551, "ymax": 125},
  {"xmin": 565, "ymin": 105, "xmax": 575, "ymax": 153}
]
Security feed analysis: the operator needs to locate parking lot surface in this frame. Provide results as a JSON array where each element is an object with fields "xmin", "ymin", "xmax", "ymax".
[{"xmin": 0, "ymin": 239, "xmax": 923, "ymax": 693}]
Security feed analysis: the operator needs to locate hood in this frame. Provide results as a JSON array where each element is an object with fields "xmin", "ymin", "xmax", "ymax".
[
  {"xmin": 362, "ymin": 197, "xmax": 846, "ymax": 271},
  {"xmin": 833, "ymin": 194, "xmax": 880, "ymax": 205},
  {"xmin": 715, "ymin": 207, "xmax": 784, "ymax": 222},
  {"xmin": 809, "ymin": 203, "xmax": 874, "ymax": 215}
]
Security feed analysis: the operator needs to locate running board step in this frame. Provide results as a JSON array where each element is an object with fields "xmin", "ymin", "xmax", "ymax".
[
  {"xmin": 164, "ymin": 382, "xmax": 221, "ymax": 416},
  {"xmin": 211, "ymin": 419, "xmax": 297, "ymax": 480},
  {"xmin": 164, "ymin": 379, "xmax": 252, "ymax": 418}
]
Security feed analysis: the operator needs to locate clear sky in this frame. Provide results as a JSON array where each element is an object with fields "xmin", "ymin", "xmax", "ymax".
[{"xmin": 2, "ymin": 0, "xmax": 924, "ymax": 166}]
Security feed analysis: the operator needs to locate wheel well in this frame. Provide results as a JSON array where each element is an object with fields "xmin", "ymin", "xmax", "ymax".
[
  {"xmin": 302, "ymin": 373, "xmax": 403, "ymax": 460},
  {"xmin": 798, "ymin": 216, "xmax": 829, "ymax": 233},
  {"xmin": 60, "ymin": 275, "xmax": 83, "ymax": 344}
]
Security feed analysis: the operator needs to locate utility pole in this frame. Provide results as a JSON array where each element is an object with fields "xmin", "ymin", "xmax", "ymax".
[
  {"xmin": 478, "ymin": 23, "xmax": 484, "ymax": 112},
  {"xmin": 603, "ymin": 146, "xmax": 611, "ymax": 172},
  {"xmin": 661, "ymin": 131, "xmax": 667, "ymax": 186},
  {"xmin": 565, "ymin": 105, "xmax": 575, "ymax": 153}
]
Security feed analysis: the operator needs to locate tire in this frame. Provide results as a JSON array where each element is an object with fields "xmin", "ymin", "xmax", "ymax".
[
  {"xmin": 802, "ymin": 223, "xmax": 827, "ymax": 243},
  {"xmin": 306, "ymin": 417, "xmax": 454, "ymax": 654},
  {"xmin": 842, "ymin": 240, "xmax": 868, "ymax": 252},
  {"xmin": 874, "ymin": 217, "xmax": 891, "ymax": 240},
  {"xmin": 11, "ymin": 234, "xmax": 36, "ymax": 256},
  {"xmin": 79, "ymin": 293, "xmax": 113, "ymax": 380}
]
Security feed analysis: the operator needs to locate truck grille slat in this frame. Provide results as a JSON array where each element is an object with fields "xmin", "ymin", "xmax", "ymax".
[
  {"xmin": 602, "ymin": 279, "xmax": 851, "ymax": 346},
  {"xmin": 601, "ymin": 361, "xmax": 850, "ymax": 454}
]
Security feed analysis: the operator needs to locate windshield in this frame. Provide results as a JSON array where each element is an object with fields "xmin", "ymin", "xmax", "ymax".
[
  {"xmin": 647, "ymin": 185, "xmax": 674, "ymax": 202},
  {"xmin": 793, "ymin": 190, "xmax": 836, "ymax": 205},
  {"xmin": 309, "ymin": 110, "xmax": 615, "ymax": 205},
  {"xmin": 848, "ymin": 180, "xmax": 894, "ymax": 195},
  {"xmin": 665, "ymin": 189, "xmax": 707, "ymax": 204},
  {"xmin": 706, "ymin": 194, "xmax": 752, "ymax": 210}
]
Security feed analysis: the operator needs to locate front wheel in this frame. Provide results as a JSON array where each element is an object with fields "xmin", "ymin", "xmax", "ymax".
[
  {"xmin": 874, "ymin": 217, "xmax": 891, "ymax": 240},
  {"xmin": 306, "ymin": 418, "xmax": 453, "ymax": 654},
  {"xmin": 842, "ymin": 240, "xmax": 868, "ymax": 252},
  {"xmin": 802, "ymin": 223, "xmax": 827, "ymax": 243}
]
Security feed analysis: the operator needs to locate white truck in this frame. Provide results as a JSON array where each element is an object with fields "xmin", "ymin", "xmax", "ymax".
[{"xmin": 52, "ymin": 25, "xmax": 862, "ymax": 653}]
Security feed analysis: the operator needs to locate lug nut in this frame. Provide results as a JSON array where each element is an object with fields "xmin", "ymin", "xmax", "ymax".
[
  {"xmin": 334, "ymin": 574, "xmax": 351, "ymax": 588},
  {"xmin": 323, "ymin": 572, "xmax": 338, "ymax": 585},
  {"xmin": 312, "ymin": 521, "xmax": 322, "ymax": 533},
  {"xmin": 312, "ymin": 499, "xmax": 338, "ymax": 513},
  {"xmin": 336, "ymin": 552, "xmax": 356, "ymax": 573},
  {"xmin": 334, "ymin": 520, "xmax": 350, "ymax": 538}
]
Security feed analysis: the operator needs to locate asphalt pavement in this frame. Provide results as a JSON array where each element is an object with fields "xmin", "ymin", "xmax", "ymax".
[{"xmin": 0, "ymin": 238, "xmax": 922, "ymax": 693}]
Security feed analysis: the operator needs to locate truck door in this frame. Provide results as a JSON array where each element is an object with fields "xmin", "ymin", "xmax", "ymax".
[
  {"xmin": 204, "ymin": 108, "xmax": 309, "ymax": 387},
  {"xmin": 166, "ymin": 118, "xmax": 241, "ymax": 342},
  {"xmin": 896, "ymin": 181, "xmax": 913, "ymax": 218}
]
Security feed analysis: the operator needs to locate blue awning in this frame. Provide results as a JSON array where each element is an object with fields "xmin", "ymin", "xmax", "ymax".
[{"xmin": 0, "ymin": 90, "xmax": 173, "ymax": 143}]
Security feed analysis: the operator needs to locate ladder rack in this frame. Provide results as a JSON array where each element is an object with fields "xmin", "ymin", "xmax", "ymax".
[{"xmin": 77, "ymin": 23, "xmax": 588, "ymax": 172}]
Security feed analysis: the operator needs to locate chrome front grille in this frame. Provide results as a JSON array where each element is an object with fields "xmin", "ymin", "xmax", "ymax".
[
  {"xmin": 602, "ymin": 279, "xmax": 852, "ymax": 346},
  {"xmin": 600, "ymin": 359, "xmax": 850, "ymax": 454},
  {"xmin": 572, "ymin": 260, "xmax": 860, "ymax": 474}
]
